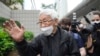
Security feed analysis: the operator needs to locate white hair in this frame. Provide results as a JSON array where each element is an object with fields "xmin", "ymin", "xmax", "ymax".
[{"xmin": 39, "ymin": 9, "xmax": 58, "ymax": 19}]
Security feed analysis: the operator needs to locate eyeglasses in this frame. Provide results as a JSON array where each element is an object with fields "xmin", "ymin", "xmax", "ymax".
[{"xmin": 37, "ymin": 20, "xmax": 53, "ymax": 24}]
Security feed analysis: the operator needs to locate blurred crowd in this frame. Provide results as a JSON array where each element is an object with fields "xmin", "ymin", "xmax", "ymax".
[{"xmin": 59, "ymin": 10, "xmax": 100, "ymax": 56}]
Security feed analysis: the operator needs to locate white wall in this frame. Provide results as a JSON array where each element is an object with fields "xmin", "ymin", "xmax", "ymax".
[
  {"xmin": 0, "ymin": 2, "xmax": 11, "ymax": 18},
  {"xmin": 0, "ymin": 1, "xmax": 40, "ymax": 36},
  {"xmin": 11, "ymin": 10, "xmax": 40, "ymax": 36}
]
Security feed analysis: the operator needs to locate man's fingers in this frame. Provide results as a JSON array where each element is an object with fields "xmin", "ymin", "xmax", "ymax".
[
  {"xmin": 3, "ymin": 19, "xmax": 19, "ymax": 30},
  {"xmin": 3, "ymin": 27, "xmax": 11, "ymax": 34},
  {"xmin": 21, "ymin": 25, "xmax": 24, "ymax": 30},
  {"xmin": 9, "ymin": 19, "xmax": 17, "ymax": 27},
  {"xmin": 3, "ymin": 21, "xmax": 12, "ymax": 31}
]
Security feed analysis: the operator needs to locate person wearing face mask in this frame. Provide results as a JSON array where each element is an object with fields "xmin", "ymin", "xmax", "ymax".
[
  {"xmin": 58, "ymin": 17, "xmax": 71, "ymax": 31},
  {"xmin": 3, "ymin": 9, "xmax": 80, "ymax": 56},
  {"xmin": 59, "ymin": 17, "xmax": 86, "ymax": 56},
  {"xmin": 89, "ymin": 11, "xmax": 100, "ymax": 56}
]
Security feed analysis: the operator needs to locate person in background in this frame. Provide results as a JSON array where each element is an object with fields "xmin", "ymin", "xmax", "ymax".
[
  {"xmin": 79, "ymin": 25, "xmax": 93, "ymax": 56},
  {"xmin": 90, "ymin": 10, "xmax": 100, "ymax": 56},
  {"xmin": 59, "ymin": 17, "xmax": 86, "ymax": 56},
  {"xmin": 3, "ymin": 9, "xmax": 80, "ymax": 56}
]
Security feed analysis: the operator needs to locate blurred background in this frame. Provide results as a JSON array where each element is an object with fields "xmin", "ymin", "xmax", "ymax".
[
  {"xmin": 0, "ymin": 0, "xmax": 100, "ymax": 56},
  {"xmin": 0, "ymin": 0, "xmax": 100, "ymax": 36}
]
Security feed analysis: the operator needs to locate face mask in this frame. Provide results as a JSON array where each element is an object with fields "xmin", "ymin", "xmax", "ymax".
[
  {"xmin": 40, "ymin": 26, "xmax": 53, "ymax": 36},
  {"xmin": 91, "ymin": 21, "xmax": 100, "ymax": 24},
  {"xmin": 91, "ymin": 21, "xmax": 100, "ymax": 31}
]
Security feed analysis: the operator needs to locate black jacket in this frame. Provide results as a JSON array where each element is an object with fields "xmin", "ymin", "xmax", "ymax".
[
  {"xmin": 92, "ymin": 31, "xmax": 100, "ymax": 56},
  {"xmin": 15, "ymin": 27, "xmax": 80, "ymax": 56}
]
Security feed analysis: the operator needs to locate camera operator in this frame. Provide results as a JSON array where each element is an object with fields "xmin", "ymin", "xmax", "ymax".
[
  {"xmin": 79, "ymin": 25, "xmax": 93, "ymax": 56},
  {"xmin": 59, "ymin": 17, "xmax": 86, "ymax": 56},
  {"xmin": 90, "ymin": 11, "xmax": 100, "ymax": 56}
]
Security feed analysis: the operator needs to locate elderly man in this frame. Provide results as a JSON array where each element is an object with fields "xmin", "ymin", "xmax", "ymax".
[{"xmin": 3, "ymin": 10, "xmax": 80, "ymax": 56}]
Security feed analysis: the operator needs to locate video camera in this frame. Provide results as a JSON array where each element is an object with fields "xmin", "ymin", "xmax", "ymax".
[
  {"xmin": 71, "ymin": 12, "xmax": 81, "ymax": 33},
  {"xmin": 71, "ymin": 19, "xmax": 80, "ymax": 28},
  {"xmin": 71, "ymin": 19, "xmax": 81, "ymax": 33},
  {"xmin": 71, "ymin": 12, "xmax": 81, "ymax": 32}
]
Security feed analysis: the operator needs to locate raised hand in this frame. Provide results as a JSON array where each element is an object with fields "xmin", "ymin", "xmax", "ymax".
[{"xmin": 3, "ymin": 19, "xmax": 24, "ymax": 42}]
